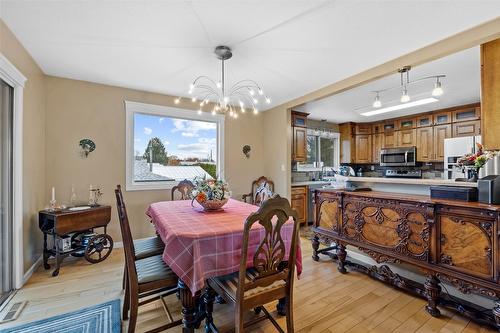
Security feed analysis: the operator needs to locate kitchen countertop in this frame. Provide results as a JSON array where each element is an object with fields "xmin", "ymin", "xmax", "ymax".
[
  {"xmin": 343, "ymin": 176, "xmax": 477, "ymax": 187},
  {"xmin": 291, "ymin": 181, "xmax": 330, "ymax": 187}
]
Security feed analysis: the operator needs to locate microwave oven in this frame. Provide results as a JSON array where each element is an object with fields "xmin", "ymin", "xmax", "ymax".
[{"xmin": 380, "ymin": 147, "xmax": 417, "ymax": 167}]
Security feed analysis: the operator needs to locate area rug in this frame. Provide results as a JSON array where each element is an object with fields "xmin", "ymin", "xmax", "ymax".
[{"xmin": 0, "ymin": 299, "xmax": 120, "ymax": 333}]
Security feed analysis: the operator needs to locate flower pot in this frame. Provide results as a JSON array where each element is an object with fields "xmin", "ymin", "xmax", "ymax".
[{"xmin": 193, "ymin": 198, "xmax": 229, "ymax": 211}]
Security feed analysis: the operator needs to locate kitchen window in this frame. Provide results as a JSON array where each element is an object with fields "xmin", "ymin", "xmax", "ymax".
[
  {"xmin": 125, "ymin": 101, "xmax": 225, "ymax": 191},
  {"xmin": 303, "ymin": 130, "xmax": 340, "ymax": 170}
]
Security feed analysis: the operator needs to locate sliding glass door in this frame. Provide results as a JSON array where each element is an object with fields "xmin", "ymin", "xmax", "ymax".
[{"xmin": 0, "ymin": 79, "xmax": 13, "ymax": 306}]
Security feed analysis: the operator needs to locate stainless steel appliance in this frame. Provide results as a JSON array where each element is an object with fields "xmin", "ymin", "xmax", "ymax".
[
  {"xmin": 444, "ymin": 136, "xmax": 481, "ymax": 180},
  {"xmin": 307, "ymin": 183, "xmax": 325, "ymax": 224},
  {"xmin": 380, "ymin": 147, "xmax": 416, "ymax": 167},
  {"xmin": 384, "ymin": 169, "xmax": 422, "ymax": 178}
]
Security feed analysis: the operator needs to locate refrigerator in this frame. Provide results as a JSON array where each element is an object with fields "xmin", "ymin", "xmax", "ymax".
[{"xmin": 443, "ymin": 136, "xmax": 481, "ymax": 180}]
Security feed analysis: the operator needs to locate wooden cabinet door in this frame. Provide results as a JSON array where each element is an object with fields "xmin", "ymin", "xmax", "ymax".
[
  {"xmin": 417, "ymin": 114, "xmax": 433, "ymax": 128},
  {"xmin": 397, "ymin": 129, "xmax": 416, "ymax": 147},
  {"xmin": 398, "ymin": 117, "xmax": 416, "ymax": 129},
  {"xmin": 433, "ymin": 124, "xmax": 452, "ymax": 161},
  {"xmin": 372, "ymin": 123, "xmax": 383, "ymax": 134},
  {"xmin": 315, "ymin": 192, "xmax": 341, "ymax": 233},
  {"xmin": 452, "ymin": 106, "xmax": 480, "ymax": 122},
  {"xmin": 291, "ymin": 186, "xmax": 307, "ymax": 225},
  {"xmin": 453, "ymin": 120, "xmax": 481, "ymax": 137},
  {"xmin": 372, "ymin": 133, "xmax": 383, "ymax": 163},
  {"xmin": 383, "ymin": 131, "xmax": 396, "ymax": 148},
  {"xmin": 438, "ymin": 214, "xmax": 494, "ymax": 280},
  {"xmin": 293, "ymin": 127, "xmax": 307, "ymax": 162},
  {"xmin": 433, "ymin": 111, "xmax": 452, "ymax": 125},
  {"xmin": 383, "ymin": 121, "xmax": 399, "ymax": 132},
  {"xmin": 416, "ymin": 127, "xmax": 433, "ymax": 162},
  {"xmin": 355, "ymin": 135, "xmax": 372, "ymax": 163},
  {"xmin": 355, "ymin": 124, "xmax": 372, "ymax": 135}
]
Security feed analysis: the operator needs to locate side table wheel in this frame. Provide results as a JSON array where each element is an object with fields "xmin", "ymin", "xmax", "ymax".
[{"xmin": 84, "ymin": 234, "xmax": 113, "ymax": 263}]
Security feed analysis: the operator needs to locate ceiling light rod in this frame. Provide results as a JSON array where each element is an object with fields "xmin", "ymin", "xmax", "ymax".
[
  {"xmin": 176, "ymin": 45, "xmax": 271, "ymax": 119},
  {"xmin": 371, "ymin": 74, "xmax": 446, "ymax": 95}
]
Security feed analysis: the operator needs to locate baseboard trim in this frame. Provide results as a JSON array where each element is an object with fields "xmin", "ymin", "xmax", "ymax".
[{"xmin": 22, "ymin": 256, "xmax": 42, "ymax": 285}]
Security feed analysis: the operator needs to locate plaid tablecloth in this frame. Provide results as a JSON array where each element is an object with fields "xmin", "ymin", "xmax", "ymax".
[{"xmin": 146, "ymin": 198, "xmax": 302, "ymax": 295}]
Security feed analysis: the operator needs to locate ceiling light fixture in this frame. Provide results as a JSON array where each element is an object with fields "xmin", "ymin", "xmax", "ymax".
[
  {"xmin": 372, "ymin": 93, "xmax": 382, "ymax": 108},
  {"xmin": 176, "ymin": 45, "xmax": 270, "ymax": 119},
  {"xmin": 370, "ymin": 67, "xmax": 445, "ymax": 109},
  {"xmin": 432, "ymin": 77, "xmax": 444, "ymax": 96},
  {"xmin": 361, "ymin": 97, "xmax": 439, "ymax": 117}
]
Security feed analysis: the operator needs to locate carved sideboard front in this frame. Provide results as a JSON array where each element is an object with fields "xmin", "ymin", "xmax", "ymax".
[{"xmin": 312, "ymin": 189, "xmax": 500, "ymax": 330}]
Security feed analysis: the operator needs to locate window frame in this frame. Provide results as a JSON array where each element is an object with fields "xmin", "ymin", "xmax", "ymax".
[
  {"xmin": 125, "ymin": 101, "xmax": 225, "ymax": 191},
  {"xmin": 298, "ymin": 130, "xmax": 340, "ymax": 171}
]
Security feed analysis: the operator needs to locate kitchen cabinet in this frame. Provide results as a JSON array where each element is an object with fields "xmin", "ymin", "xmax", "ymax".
[
  {"xmin": 433, "ymin": 124, "xmax": 452, "ymax": 161},
  {"xmin": 416, "ymin": 127, "xmax": 434, "ymax": 162},
  {"xmin": 372, "ymin": 133, "xmax": 384, "ymax": 163},
  {"xmin": 453, "ymin": 120, "xmax": 481, "ymax": 137},
  {"xmin": 383, "ymin": 131, "xmax": 396, "ymax": 148},
  {"xmin": 355, "ymin": 123, "xmax": 372, "ymax": 135},
  {"xmin": 291, "ymin": 186, "xmax": 307, "ymax": 225},
  {"xmin": 452, "ymin": 106, "xmax": 480, "ymax": 123},
  {"xmin": 398, "ymin": 117, "xmax": 416, "ymax": 129},
  {"xmin": 383, "ymin": 120, "xmax": 399, "ymax": 132},
  {"xmin": 355, "ymin": 135, "xmax": 372, "ymax": 163},
  {"xmin": 291, "ymin": 111, "xmax": 308, "ymax": 162},
  {"xmin": 339, "ymin": 122, "xmax": 355, "ymax": 164},
  {"xmin": 433, "ymin": 111, "xmax": 452, "ymax": 125},
  {"xmin": 372, "ymin": 123, "xmax": 383, "ymax": 134},
  {"xmin": 417, "ymin": 114, "xmax": 433, "ymax": 128},
  {"xmin": 397, "ymin": 129, "xmax": 416, "ymax": 147},
  {"xmin": 481, "ymin": 38, "xmax": 500, "ymax": 150}
]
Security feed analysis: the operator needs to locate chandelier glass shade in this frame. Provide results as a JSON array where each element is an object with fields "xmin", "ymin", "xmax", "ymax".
[{"xmin": 175, "ymin": 46, "xmax": 270, "ymax": 119}]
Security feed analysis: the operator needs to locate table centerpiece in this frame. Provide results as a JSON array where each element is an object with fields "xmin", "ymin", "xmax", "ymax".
[
  {"xmin": 456, "ymin": 143, "xmax": 497, "ymax": 182},
  {"xmin": 191, "ymin": 177, "xmax": 230, "ymax": 211}
]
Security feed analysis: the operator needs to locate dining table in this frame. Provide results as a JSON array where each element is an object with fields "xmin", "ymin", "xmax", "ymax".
[{"xmin": 146, "ymin": 198, "xmax": 303, "ymax": 333}]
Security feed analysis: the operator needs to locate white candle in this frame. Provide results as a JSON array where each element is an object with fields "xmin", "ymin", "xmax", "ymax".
[{"xmin": 51, "ymin": 187, "xmax": 55, "ymax": 201}]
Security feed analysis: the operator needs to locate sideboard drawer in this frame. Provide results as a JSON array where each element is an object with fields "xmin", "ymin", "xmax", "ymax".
[{"xmin": 437, "ymin": 214, "xmax": 494, "ymax": 280}]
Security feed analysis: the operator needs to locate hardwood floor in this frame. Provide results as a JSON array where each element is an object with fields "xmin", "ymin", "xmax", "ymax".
[{"xmin": 0, "ymin": 235, "xmax": 496, "ymax": 333}]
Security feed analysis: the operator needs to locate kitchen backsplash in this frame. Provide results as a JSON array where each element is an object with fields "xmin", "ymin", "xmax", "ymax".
[{"xmin": 292, "ymin": 162, "xmax": 445, "ymax": 181}]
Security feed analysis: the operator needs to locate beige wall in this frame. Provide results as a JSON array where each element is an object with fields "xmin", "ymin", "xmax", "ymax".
[
  {"xmin": 45, "ymin": 76, "xmax": 264, "ymax": 241},
  {"xmin": 0, "ymin": 20, "xmax": 46, "ymax": 272}
]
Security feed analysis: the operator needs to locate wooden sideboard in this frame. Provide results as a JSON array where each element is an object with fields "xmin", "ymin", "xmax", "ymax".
[{"xmin": 312, "ymin": 189, "xmax": 500, "ymax": 329}]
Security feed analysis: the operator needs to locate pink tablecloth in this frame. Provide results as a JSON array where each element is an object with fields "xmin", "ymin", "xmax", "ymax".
[{"xmin": 146, "ymin": 198, "xmax": 302, "ymax": 294}]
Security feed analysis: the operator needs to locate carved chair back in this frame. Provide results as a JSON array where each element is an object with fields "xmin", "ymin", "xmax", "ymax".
[
  {"xmin": 243, "ymin": 176, "xmax": 275, "ymax": 206},
  {"xmin": 171, "ymin": 179, "xmax": 195, "ymax": 200},
  {"xmin": 236, "ymin": 195, "xmax": 299, "ymax": 302},
  {"xmin": 115, "ymin": 185, "xmax": 139, "ymax": 287}
]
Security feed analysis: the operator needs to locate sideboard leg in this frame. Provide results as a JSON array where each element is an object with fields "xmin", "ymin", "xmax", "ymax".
[
  {"xmin": 492, "ymin": 300, "xmax": 500, "ymax": 331},
  {"xmin": 337, "ymin": 243, "xmax": 347, "ymax": 274},
  {"xmin": 424, "ymin": 275, "xmax": 441, "ymax": 317},
  {"xmin": 312, "ymin": 235, "xmax": 320, "ymax": 261}
]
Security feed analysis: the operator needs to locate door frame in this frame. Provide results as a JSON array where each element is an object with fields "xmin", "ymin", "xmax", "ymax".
[{"xmin": 0, "ymin": 53, "xmax": 26, "ymax": 289}]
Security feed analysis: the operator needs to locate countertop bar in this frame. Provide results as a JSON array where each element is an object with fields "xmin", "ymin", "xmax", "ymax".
[
  {"xmin": 317, "ymin": 189, "xmax": 500, "ymax": 211},
  {"xmin": 344, "ymin": 176, "xmax": 477, "ymax": 187},
  {"xmin": 291, "ymin": 181, "xmax": 330, "ymax": 186}
]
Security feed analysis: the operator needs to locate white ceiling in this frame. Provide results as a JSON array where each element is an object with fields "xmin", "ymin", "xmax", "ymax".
[
  {"xmin": 297, "ymin": 46, "xmax": 481, "ymax": 122},
  {"xmin": 1, "ymin": 1, "xmax": 499, "ymax": 110}
]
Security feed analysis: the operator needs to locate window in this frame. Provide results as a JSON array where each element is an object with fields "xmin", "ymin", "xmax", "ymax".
[
  {"xmin": 125, "ymin": 101, "xmax": 225, "ymax": 191},
  {"xmin": 300, "ymin": 130, "xmax": 340, "ymax": 171}
]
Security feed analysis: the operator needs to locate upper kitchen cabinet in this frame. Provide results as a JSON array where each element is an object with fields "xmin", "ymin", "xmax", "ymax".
[
  {"xmin": 355, "ymin": 134, "xmax": 372, "ymax": 163},
  {"xmin": 416, "ymin": 126, "xmax": 433, "ymax": 161},
  {"xmin": 339, "ymin": 122, "xmax": 356, "ymax": 164},
  {"xmin": 434, "ymin": 124, "xmax": 452, "ymax": 161},
  {"xmin": 433, "ymin": 111, "xmax": 452, "ymax": 125},
  {"xmin": 355, "ymin": 123, "xmax": 372, "ymax": 135},
  {"xmin": 397, "ymin": 117, "xmax": 416, "ymax": 129},
  {"xmin": 397, "ymin": 128, "xmax": 416, "ymax": 147},
  {"xmin": 452, "ymin": 105, "xmax": 480, "ymax": 123},
  {"xmin": 481, "ymin": 38, "xmax": 500, "ymax": 150},
  {"xmin": 291, "ymin": 111, "xmax": 308, "ymax": 162}
]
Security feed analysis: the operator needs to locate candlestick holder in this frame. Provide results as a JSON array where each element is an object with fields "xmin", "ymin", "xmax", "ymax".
[{"xmin": 49, "ymin": 199, "xmax": 57, "ymax": 211}]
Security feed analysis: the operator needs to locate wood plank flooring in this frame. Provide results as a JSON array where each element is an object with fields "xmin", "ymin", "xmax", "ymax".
[{"xmin": 0, "ymin": 236, "xmax": 496, "ymax": 332}]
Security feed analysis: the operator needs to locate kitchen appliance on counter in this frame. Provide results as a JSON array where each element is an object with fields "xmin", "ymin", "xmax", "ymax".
[
  {"xmin": 478, "ymin": 175, "xmax": 500, "ymax": 204},
  {"xmin": 384, "ymin": 169, "xmax": 422, "ymax": 178},
  {"xmin": 380, "ymin": 147, "xmax": 416, "ymax": 167},
  {"xmin": 444, "ymin": 136, "xmax": 481, "ymax": 180}
]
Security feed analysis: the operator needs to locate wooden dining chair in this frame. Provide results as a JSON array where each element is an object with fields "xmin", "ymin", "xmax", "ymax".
[
  {"xmin": 171, "ymin": 179, "xmax": 195, "ymax": 200},
  {"xmin": 115, "ymin": 185, "xmax": 182, "ymax": 333},
  {"xmin": 204, "ymin": 195, "xmax": 300, "ymax": 333},
  {"xmin": 118, "ymin": 185, "xmax": 165, "ymax": 291},
  {"xmin": 242, "ymin": 176, "xmax": 275, "ymax": 206}
]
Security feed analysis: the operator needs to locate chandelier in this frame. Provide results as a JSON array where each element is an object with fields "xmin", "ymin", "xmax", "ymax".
[{"xmin": 174, "ymin": 45, "xmax": 271, "ymax": 119}]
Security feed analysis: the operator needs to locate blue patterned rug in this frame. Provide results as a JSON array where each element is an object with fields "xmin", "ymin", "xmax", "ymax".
[{"xmin": 0, "ymin": 299, "xmax": 120, "ymax": 333}]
